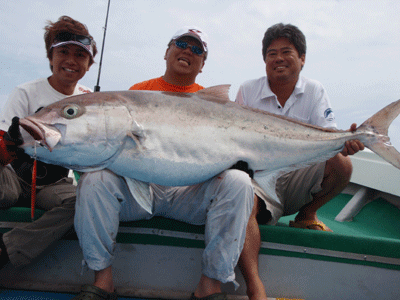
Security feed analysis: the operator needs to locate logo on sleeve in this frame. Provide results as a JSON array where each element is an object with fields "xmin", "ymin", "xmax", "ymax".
[{"xmin": 324, "ymin": 108, "xmax": 335, "ymax": 121}]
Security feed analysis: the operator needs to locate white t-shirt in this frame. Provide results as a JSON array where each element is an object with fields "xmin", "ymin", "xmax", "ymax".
[
  {"xmin": 0, "ymin": 77, "xmax": 92, "ymax": 181},
  {"xmin": 0, "ymin": 77, "xmax": 92, "ymax": 133},
  {"xmin": 235, "ymin": 75, "xmax": 337, "ymax": 129}
]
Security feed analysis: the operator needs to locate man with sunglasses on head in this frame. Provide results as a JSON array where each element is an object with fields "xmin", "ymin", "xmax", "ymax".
[
  {"xmin": 72, "ymin": 26, "xmax": 254, "ymax": 300},
  {"xmin": 0, "ymin": 16, "xmax": 97, "ymax": 270}
]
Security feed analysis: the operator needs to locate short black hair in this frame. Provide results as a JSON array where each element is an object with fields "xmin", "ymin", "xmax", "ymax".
[{"xmin": 262, "ymin": 23, "xmax": 306, "ymax": 61}]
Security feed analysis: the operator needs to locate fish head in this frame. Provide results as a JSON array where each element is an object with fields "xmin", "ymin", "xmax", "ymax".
[{"xmin": 19, "ymin": 92, "xmax": 136, "ymax": 171}]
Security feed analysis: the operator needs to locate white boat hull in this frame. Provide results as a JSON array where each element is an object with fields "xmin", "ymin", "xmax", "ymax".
[{"xmin": 0, "ymin": 225, "xmax": 399, "ymax": 300}]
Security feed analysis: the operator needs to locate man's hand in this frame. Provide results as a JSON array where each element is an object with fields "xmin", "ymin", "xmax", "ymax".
[
  {"xmin": 0, "ymin": 117, "xmax": 24, "ymax": 165},
  {"xmin": 5, "ymin": 117, "xmax": 24, "ymax": 146},
  {"xmin": 341, "ymin": 123, "xmax": 365, "ymax": 156}
]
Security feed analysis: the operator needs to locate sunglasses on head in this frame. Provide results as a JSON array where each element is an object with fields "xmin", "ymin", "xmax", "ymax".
[
  {"xmin": 174, "ymin": 40, "xmax": 204, "ymax": 56},
  {"xmin": 54, "ymin": 32, "xmax": 93, "ymax": 46}
]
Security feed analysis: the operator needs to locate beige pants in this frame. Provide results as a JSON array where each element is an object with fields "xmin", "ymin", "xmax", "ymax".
[
  {"xmin": 0, "ymin": 165, "xmax": 76, "ymax": 268},
  {"xmin": 254, "ymin": 162, "xmax": 326, "ymax": 225}
]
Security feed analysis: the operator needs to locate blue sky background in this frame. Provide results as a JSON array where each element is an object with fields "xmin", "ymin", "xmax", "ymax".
[{"xmin": 1, "ymin": 0, "xmax": 400, "ymax": 149}]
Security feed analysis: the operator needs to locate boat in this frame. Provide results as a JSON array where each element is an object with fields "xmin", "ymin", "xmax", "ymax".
[{"xmin": 0, "ymin": 149, "xmax": 399, "ymax": 300}]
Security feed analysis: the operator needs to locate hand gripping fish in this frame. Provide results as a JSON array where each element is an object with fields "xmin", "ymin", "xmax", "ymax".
[{"xmin": 18, "ymin": 85, "xmax": 400, "ymax": 201}]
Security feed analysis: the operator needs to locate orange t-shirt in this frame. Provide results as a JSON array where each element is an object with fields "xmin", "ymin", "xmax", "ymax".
[{"xmin": 129, "ymin": 76, "xmax": 204, "ymax": 92}]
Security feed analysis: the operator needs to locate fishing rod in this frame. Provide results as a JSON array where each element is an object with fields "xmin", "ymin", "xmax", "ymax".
[{"xmin": 94, "ymin": 0, "xmax": 111, "ymax": 92}]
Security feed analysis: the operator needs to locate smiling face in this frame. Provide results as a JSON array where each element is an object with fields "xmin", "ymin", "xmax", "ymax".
[
  {"xmin": 265, "ymin": 37, "xmax": 305, "ymax": 86},
  {"xmin": 48, "ymin": 44, "xmax": 91, "ymax": 94},
  {"xmin": 163, "ymin": 36, "xmax": 205, "ymax": 85}
]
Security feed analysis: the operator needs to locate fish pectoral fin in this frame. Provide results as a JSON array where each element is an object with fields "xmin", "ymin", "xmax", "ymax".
[
  {"xmin": 126, "ymin": 131, "xmax": 146, "ymax": 151},
  {"xmin": 126, "ymin": 131, "xmax": 146, "ymax": 150},
  {"xmin": 125, "ymin": 119, "xmax": 146, "ymax": 150}
]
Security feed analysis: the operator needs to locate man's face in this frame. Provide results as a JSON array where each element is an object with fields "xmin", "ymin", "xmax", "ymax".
[
  {"xmin": 164, "ymin": 36, "xmax": 205, "ymax": 78},
  {"xmin": 49, "ymin": 44, "xmax": 91, "ymax": 86},
  {"xmin": 264, "ymin": 37, "xmax": 305, "ymax": 85}
]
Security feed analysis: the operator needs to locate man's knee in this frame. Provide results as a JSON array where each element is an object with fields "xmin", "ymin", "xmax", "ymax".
[
  {"xmin": 326, "ymin": 154, "xmax": 353, "ymax": 183},
  {"xmin": 0, "ymin": 184, "xmax": 20, "ymax": 208},
  {"xmin": 77, "ymin": 171, "xmax": 106, "ymax": 205},
  {"xmin": 218, "ymin": 169, "xmax": 254, "ymax": 212},
  {"xmin": 79, "ymin": 170, "xmax": 107, "ymax": 186},
  {"xmin": 0, "ymin": 166, "xmax": 21, "ymax": 208},
  {"xmin": 0, "ymin": 192, "xmax": 19, "ymax": 208},
  {"xmin": 79, "ymin": 170, "xmax": 118, "ymax": 192},
  {"xmin": 222, "ymin": 169, "xmax": 252, "ymax": 187},
  {"xmin": 77, "ymin": 170, "xmax": 124, "ymax": 207}
]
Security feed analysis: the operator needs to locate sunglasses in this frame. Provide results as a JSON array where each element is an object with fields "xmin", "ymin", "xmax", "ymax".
[
  {"xmin": 174, "ymin": 40, "xmax": 204, "ymax": 56},
  {"xmin": 54, "ymin": 32, "xmax": 93, "ymax": 46}
]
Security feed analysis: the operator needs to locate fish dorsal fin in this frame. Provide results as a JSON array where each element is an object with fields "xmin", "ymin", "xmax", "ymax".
[{"xmin": 195, "ymin": 84, "xmax": 231, "ymax": 103}]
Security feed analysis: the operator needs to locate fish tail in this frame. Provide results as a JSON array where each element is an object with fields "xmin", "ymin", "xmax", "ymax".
[{"xmin": 358, "ymin": 99, "xmax": 400, "ymax": 169}]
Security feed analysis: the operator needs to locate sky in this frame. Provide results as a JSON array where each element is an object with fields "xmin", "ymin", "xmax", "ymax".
[{"xmin": 1, "ymin": 0, "xmax": 400, "ymax": 149}]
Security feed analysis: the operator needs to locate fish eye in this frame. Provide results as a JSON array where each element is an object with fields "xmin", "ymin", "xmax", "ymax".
[{"xmin": 63, "ymin": 105, "xmax": 80, "ymax": 119}]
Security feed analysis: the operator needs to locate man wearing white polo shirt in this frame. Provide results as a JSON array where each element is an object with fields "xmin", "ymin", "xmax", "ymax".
[{"xmin": 236, "ymin": 23, "xmax": 364, "ymax": 300}]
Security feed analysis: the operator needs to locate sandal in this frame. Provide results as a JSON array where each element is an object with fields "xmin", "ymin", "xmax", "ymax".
[
  {"xmin": 189, "ymin": 292, "xmax": 227, "ymax": 300},
  {"xmin": 71, "ymin": 285, "xmax": 118, "ymax": 300},
  {"xmin": 289, "ymin": 220, "xmax": 332, "ymax": 232}
]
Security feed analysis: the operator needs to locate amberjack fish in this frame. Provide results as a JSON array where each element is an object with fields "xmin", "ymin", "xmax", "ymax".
[{"xmin": 19, "ymin": 85, "xmax": 400, "ymax": 200}]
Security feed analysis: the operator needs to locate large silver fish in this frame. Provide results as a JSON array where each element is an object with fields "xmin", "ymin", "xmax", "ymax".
[{"xmin": 19, "ymin": 85, "xmax": 400, "ymax": 197}]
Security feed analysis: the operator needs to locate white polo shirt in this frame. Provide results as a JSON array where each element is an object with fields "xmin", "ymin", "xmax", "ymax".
[{"xmin": 235, "ymin": 75, "xmax": 337, "ymax": 129}]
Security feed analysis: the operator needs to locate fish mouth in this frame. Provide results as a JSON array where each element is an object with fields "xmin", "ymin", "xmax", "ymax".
[{"xmin": 19, "ymin": 117, "xmax": 61, "ymax": 151}]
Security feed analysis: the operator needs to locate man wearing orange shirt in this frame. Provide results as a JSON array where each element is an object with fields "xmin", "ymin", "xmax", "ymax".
[
  {"xmin": 129, "ymin": 27, "xmax": 205, "ymax": 93},
  {"xmin": 73, "ymin": 27, "xmax": 254, "ymax": 300},
  {"xmin": 128, "ymin": 26, "xmax": 266, "ymax": 300}
]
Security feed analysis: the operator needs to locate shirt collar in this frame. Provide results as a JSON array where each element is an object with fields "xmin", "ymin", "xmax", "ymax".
[
  {"xmin": 261, "ymin": 75, "xmax": 305, "ymax": 99},
  {"xmin": 293, "ymin": 75, "xmax": 305, "ymax": 95}
]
